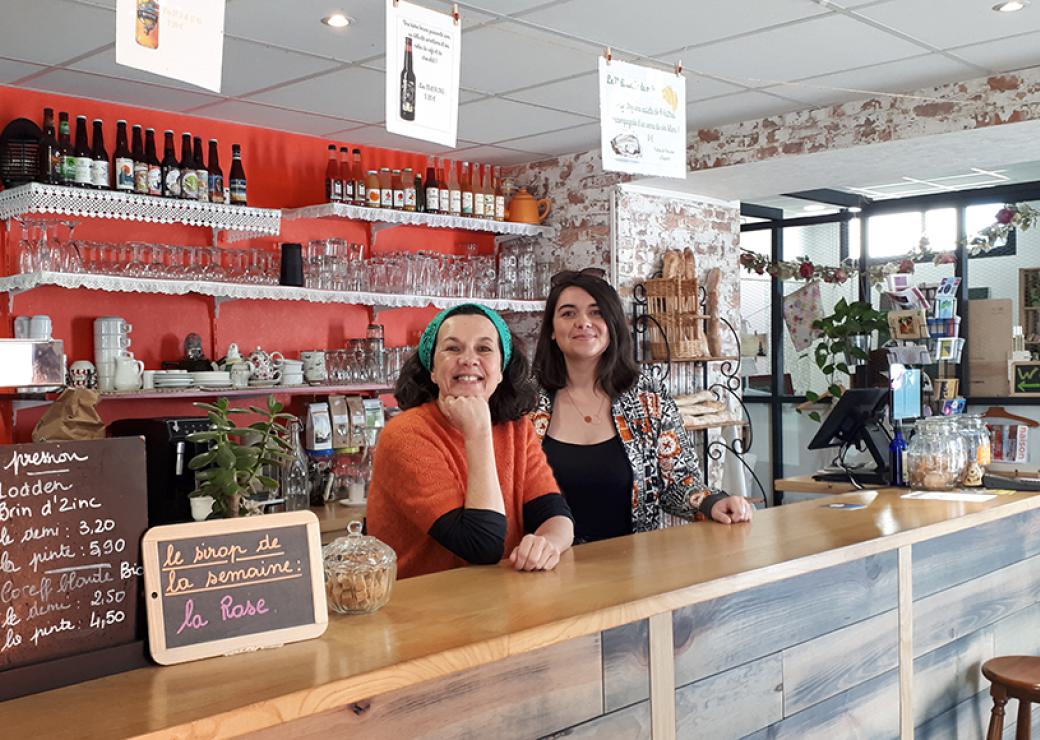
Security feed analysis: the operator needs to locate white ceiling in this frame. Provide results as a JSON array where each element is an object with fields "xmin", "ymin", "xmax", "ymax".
[{"xmin": 0, "ymin": 0, "xmax": 1038, "ymax": 169}]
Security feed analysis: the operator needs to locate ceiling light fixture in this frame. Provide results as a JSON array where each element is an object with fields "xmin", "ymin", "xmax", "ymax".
[
  {"xmin": 848, "ymin": 206, "xmax": 863, "ymax": 213},
  {"xmin": 993, "ymin": 1, "xmax": 1028, "ymax": 12},
  {"xmin": 803, "ymin": 204, "xmax": 828, "ymax": 212},
  {"xmin": 322, "ymin": 13, "xmax": 351, "ymax": 28}
]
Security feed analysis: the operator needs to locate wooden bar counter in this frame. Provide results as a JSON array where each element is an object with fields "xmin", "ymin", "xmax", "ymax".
[{"xmin": 4, "ymin": 488, "xmax": 1040, "ymax": 738}]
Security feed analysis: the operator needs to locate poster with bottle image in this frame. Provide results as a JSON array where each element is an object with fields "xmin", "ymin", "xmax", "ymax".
[
  {"xmin": 599, "ymin": 57, "xmax": 687, "ymax": 179},
  {"xmin": 115, "ymin": 0, "xmax": 226, "ymax": 93},
  {"xmin": 384, "ymin": 0, "xmax": 461, "ymax": 147}
]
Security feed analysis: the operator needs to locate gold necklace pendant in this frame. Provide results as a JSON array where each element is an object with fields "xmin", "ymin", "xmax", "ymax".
[{"xmin": 567, "ymin": 389, "xmax": 603, "ymax": 424}]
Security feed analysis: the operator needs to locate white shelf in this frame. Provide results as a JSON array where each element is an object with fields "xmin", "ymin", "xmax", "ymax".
[
  {"xmin": 282, "ymin": 201, "xmax": 555, "ymax": 238},
  {"xmin": 0, "ymin": 271, "xmax": 546, "ymax": 313},
  {"xmin": 0, "ymin": 183, "xmax": 281, "ymax": 240}
]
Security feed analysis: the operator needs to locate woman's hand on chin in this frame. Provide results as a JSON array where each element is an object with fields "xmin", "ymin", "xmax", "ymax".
[
  {"xmin": 710, "ymin": 496, "xmax": 754, "ymax": 524},
  {"xmin": 509, "ymin": 534, "xmax": 562, "ymax": 571},
  {"xmin": 439, "ymin": 394, "xmax": 492, "ymax": 438}
]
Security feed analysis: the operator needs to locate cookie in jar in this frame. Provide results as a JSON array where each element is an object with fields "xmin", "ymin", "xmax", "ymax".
[
  {"xmin": 323, "ymin": 521, "xmax": 396, "ymax": 615},
  {"xmin": 906, "ymin": 416, "xmax": 968, "ymax": 490}
]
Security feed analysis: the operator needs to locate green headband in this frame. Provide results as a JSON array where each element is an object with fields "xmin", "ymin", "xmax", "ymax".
[{"xmin": 418, "ymin": 304, "xmax": 513, "ymax": 372}]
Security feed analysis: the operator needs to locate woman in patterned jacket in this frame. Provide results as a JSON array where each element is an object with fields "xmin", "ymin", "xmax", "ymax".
[{"xmin": 530, "ymin": 269, "xmax": 752, "ymax": 543}]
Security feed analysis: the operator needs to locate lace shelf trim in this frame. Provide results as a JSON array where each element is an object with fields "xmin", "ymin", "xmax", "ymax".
[{"xmin": 282, "ymin": 202, "xmax": 555, "ymax": 237}]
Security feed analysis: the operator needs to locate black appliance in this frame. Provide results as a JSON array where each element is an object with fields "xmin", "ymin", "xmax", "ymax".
[{"xmin": 108, "ymin": 417, "xmax": 213, "ymax": 525}]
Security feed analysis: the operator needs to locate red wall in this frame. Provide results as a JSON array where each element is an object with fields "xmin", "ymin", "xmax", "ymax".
[{"xmin": 0, "ymin": 85, "xmax": 495, "ymax": 442}]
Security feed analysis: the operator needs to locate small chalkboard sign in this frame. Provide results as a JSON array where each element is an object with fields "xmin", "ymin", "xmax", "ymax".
[
  {"xmin": 141, "ymin": 511, "xmax": 327, "ymax": 665},
  {"xmin": 1011, "ymin": 361, "xmax": 1040, "ymax": 397}
]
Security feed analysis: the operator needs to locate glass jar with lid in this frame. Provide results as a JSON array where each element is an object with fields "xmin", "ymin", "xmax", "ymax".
[
  {"xmin": 323, "ymin": 521, "xmax": 396, "ymax": 615},
  {"xmin": 957, "ymin": 415, "xmax": 992, "ymax": 486},
  {"xmin": 906, "ymin": 416, "xmax": 969, "ymax": 490}
]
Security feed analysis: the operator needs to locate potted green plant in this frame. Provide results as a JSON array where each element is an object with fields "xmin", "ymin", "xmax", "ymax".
[
  {"xmin": 803, "ymin": 298, "xmax": 889, "ymax": 422},
  {"xmin": 187, "ymin": 395, "xmax": 295, "ymax": 518}
]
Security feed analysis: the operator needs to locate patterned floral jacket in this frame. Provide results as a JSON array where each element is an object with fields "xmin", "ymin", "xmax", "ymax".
[{"xmin": 531, "ymin": 371, "xmax": 724, "ymax": 533}]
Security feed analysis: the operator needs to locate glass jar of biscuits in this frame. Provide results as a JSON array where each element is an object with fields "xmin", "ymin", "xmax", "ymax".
[
  {"xmin": 323, "ymin": 521, "xmax": 396, "ymax": 615},
  {"xmin": 906, "ymin": 416, "xmax": 968, "ymax": 490}
]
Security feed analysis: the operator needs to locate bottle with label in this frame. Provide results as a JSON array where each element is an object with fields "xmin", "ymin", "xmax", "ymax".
[
  {"xmin": 131, "ymin": 125, "xmax": 147, "ymax": 194},
  {"xmin": 494, "ymin": 166, "xmax": 505, "ymax": 221},
  {"xmin": 424, "ymin": 159, "xmax": 439, "ymax": 214},
  {"xmin": 482, "ymin": 164, "xmax": 495, "ymax": 219},
  {"xmin": 207, "ymin": 139, "xmax": 224, "ymax": 204},
  {"xmin": 229, "ymin": 143, "xmax": 247, "ymax": 205},
  {"xmin": 890, "ymin": 422, "xmax": 908, "ymax": 487},
  {"xmin": 58, "ymin": 112, "xmax": 74, "ymax": 185},
  {"xmin": 193, "ymin": 136, "xmax": 208, "ymax": 202},
  {"xmin": 473, "ymin": 163, "xmax": 485, "ymax": 219},
  {"xmin": 177, "ymin": 133, "xmax": 195, "ymax": 200},
  {"xmin": 379, "ymin": 167, "xmax": 393, "ymax": 209},
  {"xmin": 281, "ymin": 418, "xmax": 310, "ymax": 512},
  {"xmin": 391, "ymin": 169, "xmax": 404, "ymax": 209},
  {"xmin": 91, "ymin": 119, "xmax": 110, "ymax": 190},
  {"xmin": 460, "ymin": 161, "xmax": 473, "ymax": 216},
  {"xmin": 112, "ymin": 120, "xmax": 133, "ymax": 191},
  {"xmin": 447, "ymin": 160, "xmax": 461, "ymax": 216},
  {"xmin": 340, "ymin": 147, "xmax": 353, "ymax": 203},
  {"xmin": 352, "ymin": 149, "xmax": 365, "ymax": 206},
  {"xmin": 415, "ymin": 172, "xmax": 425, "ymax": 213},
  {"xmin": 402, "ymin": 167, "xmax": 416, "ymax": 211},
  {"xmin": 365, "ymin": 169, "xmax": 381, "ymax": 208},
  {"xmin": 325, "ymin": 144, "xmax": 341, "ymax": 202},
  {"xmin": 160, "ymin": 130, "xmax": 180, "ymax": 197},
  {"xmin": 438, "ymin": 158, "xmax": 451, "ymax": 217},
  {"xmin": 38, "ymin": 108, "xmax": 61, "ymax": 185},
  {"xmin": 400, "ymin": 37, "xmax": 416, "ymax": 121},
  {"xmin": 73, "ymin": 116, "xmax": 93, "ymax": 187},
  {"xmin": 145, "ymin": 129, "xmax": 162, "ymax": 196}
]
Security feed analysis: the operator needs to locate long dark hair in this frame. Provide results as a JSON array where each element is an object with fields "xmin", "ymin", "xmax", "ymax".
[
  {"xmin": 395, "ymin": 305, "xmax": 536, "ymax": 422},
  {"xmin": 533, "ymin": 272, "xmax": 639, "ymax": 397}
]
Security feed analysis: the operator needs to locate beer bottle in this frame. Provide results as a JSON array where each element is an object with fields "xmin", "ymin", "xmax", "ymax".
[
  {"xmin": 352, "ymin": 149, "xmax": 365, "ymax": 206},
  {"xmin": 424, "ymin": 158, "xmax": 439, "ymax": 215},
  {"xmin": 160, "ymin": 130, "xmax": 180, "ymax": 197},
  {"xmin": 179, "ymin": 132, "xmax": 196, "ymax": 200},
  {"xmin": 38, "ymin": 108, "xmax": 61, "ymax": 185},
  {"xmin": 145, "ymin": 129, "xmax": 162, "ymax": 196},
  {"xmin": 132, "ymin": 125, "xmax": 147, "ymax": 194},
  {"xmin": 494, "ymin": 166, "xmax": 505, "ymax": 222},
  {"xmin": 483, "ymin": 164, "xmax": 495, "ymax": 220},
  {"xmin": 402, "ymin": 167, "xmax": 415, "ymax": 211},
  {"xmin": 113, "ymin": 120, "xmax": 133, "ymax": 192},
  {"xmin": 400, "ymin": 37, "xmax": 416, "ymax": 121},
  {"xmin": 415, "ymin": 172, "xmax": 425, "ymax": 213},
  {"xmin": 228, "ymin": 144, "xmax": 247, "ymax": 205},
  {"xmin": 73, "ymin": 116, "xmax": 93, "ymax": 187},
  {"xmin": 58, "ymin": 112, "xmax": 74, "ymax": 186},
  {"xmin": 207, "ymin": 139, "xmax": 224, "ymax": 204},
  {"xmin": 340, "ymin": 146, "xmax": 353, "ymax": 203},
  {"xmin": 91, "ymin": 119, "xmax": 110, "ymax": 190},
  {"xmin": 325, "ymin": 145, "xmax": 341, "ymax": 202},
  {"xmin": 473, "ymin": 163, "xmax": 485, "ymax": 219},
  {"xmin": 193, "ymin": 136, "xmax": 208, "ymax": 202},
  {"xmin": 438, "ymin": 158, "xmax": 450, "ymax": 218},
  {"xmin": 459, "ymin": 161, "xmax": 472, "ymax": 216}
]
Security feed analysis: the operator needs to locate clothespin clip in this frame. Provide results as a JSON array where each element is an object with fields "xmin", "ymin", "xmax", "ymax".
[
  {"xmin": 675, "ymin": 60, "xmax": 683, "ymax": 77},
  {"xmin": 604, "ymin": 47, "xmax": 613, "ymax": 64},
  {"xmin": 452, "ymin": 3, "xmax": 460, "ymax": 24}
]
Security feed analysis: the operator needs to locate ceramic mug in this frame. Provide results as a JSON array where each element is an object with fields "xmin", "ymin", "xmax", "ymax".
[
  {"xmin": 141, "ymin": 370, "xmax": 156, "ymax": 390},
  {"xmin": 302, "ymin": 350, "xmax": 327, "ymax": 381},
  {"xmin": 13, "ymin": 316, "xmax": 30, "ymax": 339},
  {"xmin": 29, "ymin": 315, "xmax": 52, "ymax": 340},
  {"xmin": 68, "ymin": 360, "xmax": 96, "ymax": 389}
]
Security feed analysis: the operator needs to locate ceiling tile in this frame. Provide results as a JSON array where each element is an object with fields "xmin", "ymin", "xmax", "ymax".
[
  {"xmin": 682, "ymin": 14, "xmax": 928, "ymax": 86},
  {"xmin": 449, "ymin": 144, "xmax": 551, "ymax": 166},
  {"xmin": 521, "ymin": 0, "xmax": 828, "ymax": 58},
  {"xmin": 459, "ymin": 97, "xmax": 589, "ymax": 144},
  {"xmin": 854, "ymin": 0, "xmax": 1040, "ymax": 51},
  {"xmin": 325, "ymin": 124, "xmax": 475, "ymax": 155},
  {"xmin": 0, "ymin": 58, "xmax": 46, "ymax": 84},
  {"xmin": 947, "ymin": 31, "xmax": 1040, "ymax": 74},
  {"xmin": 457, "ymin": 22, "xmax": 600, "ymax": 94},
  {"xmin": 469, "ymin": 0, "xmax": 560, "ymax": 15},
  {"xmin": 495, "ymin": 122, "xmax": 600, "ymax": 157},
  {"xmin": 763, "ymin": 53, "xmax": 980, "ymax": 107},
  {"xmin": 249, "ymin": 66, "xmax": 384, "ymax": 123},
  {"xmin": 189, "ymin": 100, "xmax": 364, "ymax": 137},
  {"xmin": 18, "ymin": 69, "xmax": 222, "ymax": 112},
  {"xmin": 0, "ymin": 0, "xmax": 114, "ymax": 65},
  {"xmin": 687, "ymin": 91, "xmax": 804, "ymax": 131}
]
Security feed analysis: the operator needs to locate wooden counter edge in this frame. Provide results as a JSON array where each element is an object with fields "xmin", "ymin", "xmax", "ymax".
[{"xmin": 129, "ymin": 490, "xmax": 1040, "ymax": 739}]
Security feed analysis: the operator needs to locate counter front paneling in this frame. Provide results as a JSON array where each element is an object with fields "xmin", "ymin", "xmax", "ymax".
[{"xmin": 3, "ymin": 489, "xmax": 1040, "ymax": 739}]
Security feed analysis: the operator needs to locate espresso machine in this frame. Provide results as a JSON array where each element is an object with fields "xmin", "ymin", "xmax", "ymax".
[{"xmin": 108, "ymin": 417, "xmax": 214, "ymax": 525}]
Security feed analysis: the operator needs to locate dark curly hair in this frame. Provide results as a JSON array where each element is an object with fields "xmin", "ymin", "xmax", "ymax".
[
  {"xmin": 533, "ymin": 271, "xmax": 639, "ymax": 398},
  {"xmin": 394, "ymin": 305, "xmax": 536, "ymax": 422}
]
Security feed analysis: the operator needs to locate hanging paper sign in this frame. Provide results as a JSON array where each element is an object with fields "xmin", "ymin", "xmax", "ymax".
[
  {"xmin": 384, "ymin": 0, "xmax": 461, "ymax": 148},
  {"xmin": 115, "ymin": 0, "xmax": 226, "ymax": 93},
  {"xmin": 599, "ymin": 58, "xmax": 687, "ymax": 179}
]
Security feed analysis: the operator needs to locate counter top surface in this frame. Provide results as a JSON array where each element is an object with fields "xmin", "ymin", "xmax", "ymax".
[{"xmin": 4, "ymin": 488, "xmax": 1039, "ymax": 738}]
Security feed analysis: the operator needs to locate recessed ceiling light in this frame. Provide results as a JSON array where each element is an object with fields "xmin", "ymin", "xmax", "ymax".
[
  {"xmin": 322, "ymin": 13, "xmax": 351, "ymax": 28},
  {"xmin": 993, "ymin": 1, "xmax": 1028, "ymax": 12},
  {"xmin": 803, "ymin": 204, "xmax": 828, "ymax": 212},
  {"xmin": 848, "ymin": 206, "xmax": 863, "ymax": 213}
]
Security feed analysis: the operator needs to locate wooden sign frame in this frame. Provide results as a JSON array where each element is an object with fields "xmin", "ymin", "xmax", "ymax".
[
  {"xmin": 1010, "ymin": 361, "xmax": 1040, "ymax": 397},
  {"xmin": 142, "ymin": 511, "xmax": 327, "ymax": 665}
]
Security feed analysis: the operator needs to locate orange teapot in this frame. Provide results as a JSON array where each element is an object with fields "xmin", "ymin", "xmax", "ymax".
[{"xmin": 505, "ymin": 188, "xmax": 551, "ymax": 224}]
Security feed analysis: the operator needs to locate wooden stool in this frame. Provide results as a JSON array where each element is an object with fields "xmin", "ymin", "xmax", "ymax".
[{"xmin": 983, "ymin": 656, "xmax": 1040, "ymax": 740}]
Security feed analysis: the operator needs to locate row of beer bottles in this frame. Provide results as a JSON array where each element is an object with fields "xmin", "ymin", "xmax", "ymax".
[{"xmin": 37, "ymin": 108, "xmax": 248, "ymax": 206}]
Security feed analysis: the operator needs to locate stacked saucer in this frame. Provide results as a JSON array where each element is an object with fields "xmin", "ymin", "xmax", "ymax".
[
  {"xmin": 154, "ymin": 370, "xmax": 194, "ymax": 390},
  {"xmin": 190, "ymin": 371, "xmax": 232, "ymax": 390}
]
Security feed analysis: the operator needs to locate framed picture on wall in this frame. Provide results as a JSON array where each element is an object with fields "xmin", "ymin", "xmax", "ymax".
[{"xmin": 888, "ymin": 309, "xmax": 929, "ymax": 340}]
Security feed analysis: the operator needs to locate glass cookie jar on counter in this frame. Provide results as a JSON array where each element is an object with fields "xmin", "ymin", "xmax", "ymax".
[
  {"xmin": 906, "ymin": 416, "xmax": 969, "ymax": 490},
  {"xmin": 323, "ymin": 521, "xmax": 396, "ymax": 615}
]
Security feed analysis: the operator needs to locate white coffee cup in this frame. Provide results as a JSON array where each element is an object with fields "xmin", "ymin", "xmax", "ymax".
[
  {"xmin": 302, "ymin": 350, "xmax": 327, "ymax": 381},
  {"xmin": 13, "ymin": 316, "xmax": 30, "ymax": 339},
  {"xmin": 29, "ymin": 315, "xmax": 52, "ymax": 340},
  {"xmin": 96, "ymin": 335, "xmax": 131, "ymax": 349},
  {"xmin": 141, "ymin": 370, "xmax": 156, "ymax": 390}
]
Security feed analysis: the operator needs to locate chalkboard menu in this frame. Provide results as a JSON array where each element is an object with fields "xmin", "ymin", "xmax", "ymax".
[
  {"xmin": 1011, "ymin": 361, "xmax": 1040, "ymax": 396},
  {"xmin": 0, "ymin": 437, "xmax": 148, "ymax": 698},
  {"xmin": 142, "ymin": 511, "xmax": 327, "ymax": 665}
]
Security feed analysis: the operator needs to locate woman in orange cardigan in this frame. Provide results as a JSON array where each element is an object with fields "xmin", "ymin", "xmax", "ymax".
[{"xmin": 367, "ymin": 304, "xmax": 574, "ymax": 579}]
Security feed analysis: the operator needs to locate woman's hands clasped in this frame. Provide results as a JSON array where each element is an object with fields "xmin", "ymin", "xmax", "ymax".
[
  {"xmin": 509, "ymin": 534, "xmax": 562, "ymax": 571},
  {"xmin": 439, "ymin": 394, "xmax": 492, "ymax": 439},
  {"xmin": 710, "ymin": 496, "xmax": 754, "ymax": 524}
]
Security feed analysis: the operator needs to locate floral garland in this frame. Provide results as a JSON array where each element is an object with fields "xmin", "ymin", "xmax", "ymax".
[{"xmin": 739, "ymin": 202, "xmax": 1038, "ymax": 286}]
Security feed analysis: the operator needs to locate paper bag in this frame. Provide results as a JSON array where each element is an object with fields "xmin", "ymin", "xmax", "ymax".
[{"xmin": 32, "ymin": 388, "xmax": 106, "ymax": 442}]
